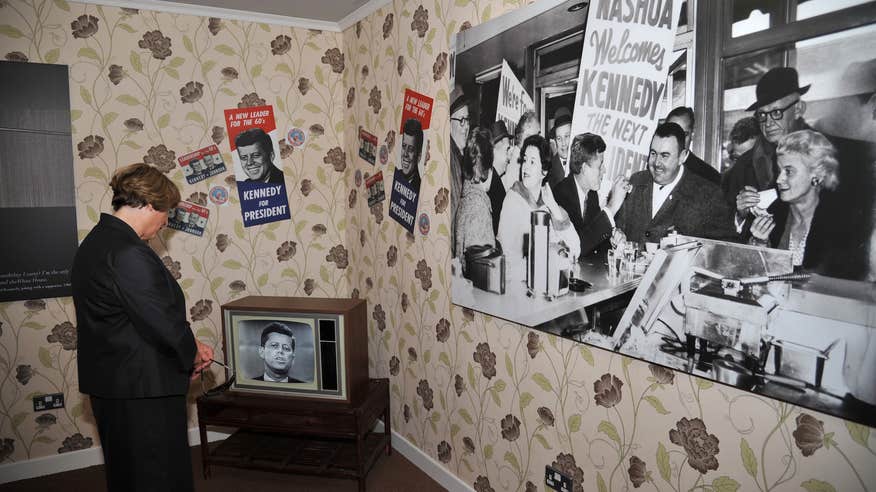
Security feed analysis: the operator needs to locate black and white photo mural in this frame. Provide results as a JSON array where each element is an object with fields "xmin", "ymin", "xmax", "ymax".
[{"xmin": 450, "ymin": 0, "xmax": 876, "ymax": 426}]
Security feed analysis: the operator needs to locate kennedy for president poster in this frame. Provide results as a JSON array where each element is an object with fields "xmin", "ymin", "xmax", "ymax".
[
  {"xmin": 224, "ymin": 105, "xmax": 290, "ymax": 227},
  {"xmin": 389, "ymin": 89, "xmax": 433, "ymax": 232}
]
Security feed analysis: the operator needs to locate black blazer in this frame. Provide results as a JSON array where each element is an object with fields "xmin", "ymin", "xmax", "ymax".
[
  {"xmin": 616, "ymin": 169, "xmax": 739, "ymax": 244},
  {"xmin": 684, "ymin": 152, "xmax": 721, "ymax": 185},
  {"xmin": 73, "ymin": 214, "xmax": 196, "ymax": 399},
  {"xmin": 486, "ymin": 167, "xmax": 506, "ymax": 235},
  {"xmin": 553, "ymin": 176, "xmax": 613, "ymax": 257},
  {"xmin": 750, "ymin": 192, "xmax": 868, "ymax": 280}
]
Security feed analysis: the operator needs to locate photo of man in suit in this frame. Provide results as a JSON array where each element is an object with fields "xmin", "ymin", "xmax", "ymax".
[
  {"xmin": 615, "ymin": 122, "xmax": 738, "ymax": 244},
  {"xmin": 548, "ymin": 111, "xmax": 572, "ymax": 188},
  {"xmin": 234, "ymin": 128, "xmax": 284, "ymax": 184},
  {"xmin": 400, "ymin": 117, "xmax": 424, "ymax": 189},
  {"xmin": 252, "ymin": 322, "xmax": 304, "ymax": 383},
  {"xmin": 554, "ymin": 133, "xmax": 628, "ymax": 258}
]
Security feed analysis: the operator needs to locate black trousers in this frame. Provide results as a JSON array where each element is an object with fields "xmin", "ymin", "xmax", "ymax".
[{"xmin": 90, "ymin": 395, "xmax": 193, "ymax": 492}]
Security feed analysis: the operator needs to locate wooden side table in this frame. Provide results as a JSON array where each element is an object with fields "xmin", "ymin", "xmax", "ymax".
[{"xmin": 196, "ymin": 378, "xmax": 391, "ymax": 492}]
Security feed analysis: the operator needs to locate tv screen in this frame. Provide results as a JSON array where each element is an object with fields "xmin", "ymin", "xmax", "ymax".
[
  {"xmin": 233, "ymin": 316, "xmax": 318, "ymax": 387},
  {"xmin": 221, "ymin": 297, "xmax": 367, "ymax": 403}
]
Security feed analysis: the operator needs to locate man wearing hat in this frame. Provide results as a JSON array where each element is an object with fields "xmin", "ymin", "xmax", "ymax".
[
  {"xmin": 486, "ymin": 121, "xmax": 511, "ymax": 234},
  {"xmin": 449, "ymin": 85, "xmax": 470, "ymax": 257},
  {"xmin": 722, "ymin": 66, "xmax": 811, "ymax": 224},
  {"xmin": 549, "ymin": 109, "xmax": 573, "ymax": 188}
]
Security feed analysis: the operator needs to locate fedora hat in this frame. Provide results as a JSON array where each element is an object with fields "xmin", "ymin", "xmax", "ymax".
[
  {"xmin": 450, "ymin": 84, "xmax": 468, "ymax": 115},
  {"xmin": 746, "ymin": 67, "xmax": 810, "ymax": 111},
  {"xmin": 490, "ymin": 120, "xmax": 510, "ymax": 144}
]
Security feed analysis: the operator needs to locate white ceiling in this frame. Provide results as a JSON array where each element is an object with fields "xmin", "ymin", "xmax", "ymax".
[
  {"xmin": 163, "ymin": 0, "xmax": 372, "ymax": 22},
  {"xmin": 96, "ymin": 0, "xmax": 388, "ymax": 31}
]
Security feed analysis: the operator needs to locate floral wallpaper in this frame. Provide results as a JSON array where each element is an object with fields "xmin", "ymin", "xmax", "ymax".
[
  {"xmin": 341, "ymin": 1, "xmax": 876, "ymax": 491},
  {"xmin": 1, "ymin": 0, "xmax": 349, "ymax": 463},
  {"xmin": 0, "ymin": 1, "xmax": 874, "ymax": 491}
]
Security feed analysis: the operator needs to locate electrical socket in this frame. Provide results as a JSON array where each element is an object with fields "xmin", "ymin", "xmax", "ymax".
[
  {"xmin": 545, "ymin": 465, "xmax": 573, "ymax": 492},
  {"xmin": 33, "ymin": 393, "xmax": 64, "ymax": 412}
]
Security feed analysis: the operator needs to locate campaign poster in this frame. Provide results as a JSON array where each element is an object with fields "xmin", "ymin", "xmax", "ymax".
[
  {"xmin": 178, "ymin": 144, "xmax": 227, "ymax": 185},
  {"xmin": 167, "ymin": 201, "xmax": 209, "ymax": 236},
  {"xmin": 389, "ymin": 89, "xmax": 433, "ymax": 232},
  {"xmin": 495, "ymin": 60, "xmax": 534, "ymax": 138},
  {"xmin": 365, "ymin": 171, "xmax": 386, "ymax": 207},
  {"xmin": 358, "ymin": 128, "xmax": 377, "ymax": 165},
  {"xmin": 223, "ymin": 105, "xmax": 290, "ymax": 227},
  {"xmin": 569, "ymin": 0, "xmax": 682, "ymax": 180}
]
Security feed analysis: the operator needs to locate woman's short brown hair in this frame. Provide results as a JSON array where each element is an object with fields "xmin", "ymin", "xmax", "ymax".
[{"xmin": 110, "ymin": 163, "xmax": 181, "ymax": 212}]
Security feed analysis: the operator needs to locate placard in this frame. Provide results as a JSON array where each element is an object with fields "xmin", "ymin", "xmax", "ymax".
[
  {"xmin": 167, "ymin": 201, "xmax": 209, "ymax": 236},
  {"xmin": 390, "ymin": 89, "xmax": 433, "ymax": 232},
  {"xmin": 365, "ymin": 171, "xmax": 386, "ymax": 207},
  {"xmin": 358, "ymin": 128, "xmax": 377, "ymax": 165},
  {"xmin": 496, "ymin": 59, "xmax": 534, "ymax": 138},
  {"xmin": 224, "ymin": 105, "xmax": 291, "ymax": 227},
  {"xmin": 178, "ymin": 144, "xmax": 227, "ymax": 184},
  {"xmin": 570, "ymin": 0, "xmax": 682, "ymax": 179}
]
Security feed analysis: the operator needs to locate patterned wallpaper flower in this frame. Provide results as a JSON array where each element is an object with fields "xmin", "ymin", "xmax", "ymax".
[
  {"xmin": 0, "ymin": 0, "xmax": 348, "ymax": 463},
  {"xmin": 1, "ymin": 1, "xmax": 875, "ymax": 492},
  {"xmin": 340, "ymin": 1, "xmax": 876, "ymax": 492}
]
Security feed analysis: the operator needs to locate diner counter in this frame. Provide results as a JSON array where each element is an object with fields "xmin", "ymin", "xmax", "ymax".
[{"xmin": 451, "ymin": 253, "xmax": 640, "ymax": 327}]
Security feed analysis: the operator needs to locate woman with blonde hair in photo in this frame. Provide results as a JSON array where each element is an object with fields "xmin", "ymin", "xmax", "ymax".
[{"xmin": 747, "ymin": 130, "xmax": 867, "ymax": 279}]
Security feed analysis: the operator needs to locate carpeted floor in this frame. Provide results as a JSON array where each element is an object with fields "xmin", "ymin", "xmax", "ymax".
[{"xmin": 2, "ymin": 444, "xmax": 447, "ymax": 492}]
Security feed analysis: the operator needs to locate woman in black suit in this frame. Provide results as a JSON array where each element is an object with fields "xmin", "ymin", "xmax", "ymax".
[
  {"xmin": 747, "ymin": 130, "xmax": 867, "ymax": 280},
  {"xmin": 72, "ymin": 163, "xmax": 213, "ymax": 491}
]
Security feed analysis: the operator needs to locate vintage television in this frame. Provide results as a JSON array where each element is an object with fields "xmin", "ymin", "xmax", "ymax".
[{"xmin": 220, "ymin": 296, "xmax": 368, "ymax": 405}]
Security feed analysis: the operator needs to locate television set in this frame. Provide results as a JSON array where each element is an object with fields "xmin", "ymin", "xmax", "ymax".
[{"xmin": 220, "ymin": 296, "xmax": 368, "ymax": 405}]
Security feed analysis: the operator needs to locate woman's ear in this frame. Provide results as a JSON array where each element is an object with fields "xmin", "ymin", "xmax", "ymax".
[{"xmin": 810, "ymin": 176, "xmax": 821, "ymax": 187}]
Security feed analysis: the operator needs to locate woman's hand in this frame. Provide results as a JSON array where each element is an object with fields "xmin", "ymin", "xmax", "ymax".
[
  {"xmin": 735, "ymin": 186, "xmax": 761, "ymax": 218},
  {"xmin": 749, "ymin": 215, "xmax": 775, "ymax": 243},
  {"xmin": 191, "ymin": 340, "xmax": 214, "ymax": 380}
]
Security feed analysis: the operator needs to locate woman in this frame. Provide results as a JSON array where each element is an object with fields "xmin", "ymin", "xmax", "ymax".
[
  {"xmin": 748, "ymin": 130, "xmax": 866, "ymax": 279},
  {"xmin": 498, "ymin": 135, "xmax": 580, "ymax": 278},
  {"xmin": 455, "ymin": 127, "xmax": 497, "ymax": 257},
  {"xmin": 72, "ymin": 163, "xmax": 213, "ymax": 491}
]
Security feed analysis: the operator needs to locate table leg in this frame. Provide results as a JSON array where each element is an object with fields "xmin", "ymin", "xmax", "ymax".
[
  {"xmin": 383, "ymin": 403, "xmax": 392, "ymax": 456},
  {"xmin": 356, "ymin": 432, "xmax": 366, "ymax": 492},
  {"xmin": 198, "ymin": 421, "xmax": 210, "ymax": 479}
]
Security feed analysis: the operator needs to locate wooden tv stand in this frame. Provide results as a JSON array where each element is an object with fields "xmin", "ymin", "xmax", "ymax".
[{"xmin": 196, "ymin": 378, "xmax": 391, "ymax": 492}]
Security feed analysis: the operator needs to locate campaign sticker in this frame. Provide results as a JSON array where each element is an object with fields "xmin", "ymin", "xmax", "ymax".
[
  {"xmin": 168, "ymin": 201, "xmax": 209, "ymax": 236},
  {"xmin": 178, "ymin": 145, "xmax": 227, "ymax": 185},
  {"xmin": 288, "ymin": 128, "xmax": 306, "ymax": 147},
  {"xmin": 379, "ymin": 144, "xmax": 389, "ymax": 165},
  {"xmin": 209, "ymin": 185, "xmax": 229, "ymax": 206},
  {"xmin": 355, "ymin": 169, "xmax": 363, "ymax": 187},
  {"xmin": 418, "ymin": 213, "xmax": 430, "ymax": 236},
  {"xmin": 365, "ymin": 171, "xmax": 386, "ymax": 207},
  {"xmin": 358, "ymin": 128, "xmax": 377, "ymax": 165}
]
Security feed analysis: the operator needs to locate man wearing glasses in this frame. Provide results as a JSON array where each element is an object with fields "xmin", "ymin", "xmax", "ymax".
[{"xmin": 722, "ymin": 67, "xmax": 810, "ymax": 226}]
